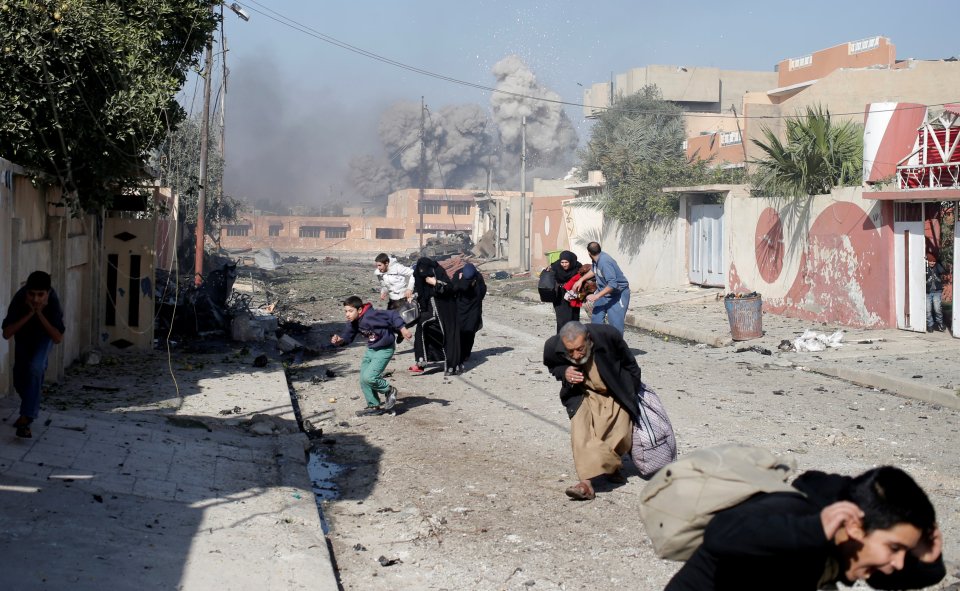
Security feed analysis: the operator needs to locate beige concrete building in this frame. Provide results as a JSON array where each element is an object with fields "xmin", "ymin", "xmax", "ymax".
[{"xmin": 583, "ymin": 36, "xmax": 960, "ymax": 171}]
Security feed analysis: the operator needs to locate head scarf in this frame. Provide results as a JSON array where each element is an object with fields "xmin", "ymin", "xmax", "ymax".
[
  {"xmin": 551, "ymin": 250, "xmax": 581, "ymax": 284},
  {"xmin": 460, "ymin": 263, "xmax": 478, "ymax": 280},
  {"xmin": 414, "ymin": 257, "xmax": 450, "ymax": 300}
]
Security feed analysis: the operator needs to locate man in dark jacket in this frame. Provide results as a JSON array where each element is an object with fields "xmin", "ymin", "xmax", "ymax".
[
  {"xmin": 3, "ymin": 271, "xmax": 65, "ymax": 438},
  {"xmin": 666, "ymin": 466, "xmax": 945, "ymax": 591},
  {"xmin": 332, "ymin": 296, "xmax": 412, "ymax": 416},
  {"xmin": 543, "ymin": 322, "xmax": 641, "ymax": 500}
]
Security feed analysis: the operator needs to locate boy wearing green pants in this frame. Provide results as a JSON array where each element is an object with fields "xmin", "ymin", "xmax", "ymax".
[{"xmin": 331, "ymin": 296, "xmax": 412, "ymax": 416}]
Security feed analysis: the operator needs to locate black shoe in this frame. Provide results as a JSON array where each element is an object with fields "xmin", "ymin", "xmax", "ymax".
[
  {"xmin": 355, "ymin": 407, "xmax": 384, "ymax": 417},
  {"xmin": 395, "ymin": 334, "xmax": 404, "ymax": 344},
  {"xmin": 937, "ymin": 324, "xmax": 946, "ymax": 332},
  {"xmin": 15, "ymin": 426, "xmax": 32, "ymax": 438},
  {"xmin": 927, "ymin": 326, "xmax": 934, "ymax": 333}
]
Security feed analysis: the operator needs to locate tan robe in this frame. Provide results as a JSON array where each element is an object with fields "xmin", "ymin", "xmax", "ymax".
[{"xmin": 569, "ymin": 357, "xmax": 633, "ymax": 480}]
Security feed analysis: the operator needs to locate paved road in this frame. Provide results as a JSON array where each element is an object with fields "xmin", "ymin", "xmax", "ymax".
[{"xmin": 290, "ymin": 277, "xmax": 960, "ymax": 590}]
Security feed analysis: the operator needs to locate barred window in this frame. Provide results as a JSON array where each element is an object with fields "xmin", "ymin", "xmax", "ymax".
[
  {"xmin": 268, "ymin": 225, "xmax": 282, "ymax": 237},
  {"xmin": 447, "ymin": 203, "xmax": 471, "ymax": 215},
  {"xmin": 418, "ymin": 201, "xmax": 441, "ymax": 214},
  {"xmin": 299, "ymin": 226, "xmax": 322, "ymax": 238},
  {"xmin": 226, "ymin": 225, "xmax": 250, "ymax": 237},
  {"xmin": 325, "ymin": 228, "xmax": 347, "ymax": 239}
]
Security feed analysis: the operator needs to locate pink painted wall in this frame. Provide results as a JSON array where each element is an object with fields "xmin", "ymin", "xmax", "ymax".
[{"xmin": 726, "ymin": 187, "xmax": 895, "ymax": 328}]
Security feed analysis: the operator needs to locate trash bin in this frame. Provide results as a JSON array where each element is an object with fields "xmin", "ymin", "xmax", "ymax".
[
  {"xmin": 546, "ymin": 250, "xmax": 562, "ymax": 265},
  {"xmin": 724, "ymin": 293, "xmax": 763, "ymax": 341}
]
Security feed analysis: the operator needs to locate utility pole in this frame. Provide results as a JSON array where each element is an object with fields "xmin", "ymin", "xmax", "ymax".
[
  {"xmin": 418, "ymin": 96, "xmax": 426, "ymax": 249},
  {"xmin": 215, "ymin": 26, "xmax": 228, "ymax": 250},
  {"xmin": 195, "ymin": 25, "xmax": 213, "ymax": 286},
  {"xmin": 520, "ymin": 115, "xmax": 527, "ymax": 272}
]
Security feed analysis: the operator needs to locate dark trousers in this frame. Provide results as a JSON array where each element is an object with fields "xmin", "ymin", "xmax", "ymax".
[
  {"xmin": 14, "ymin": 341, "xmax": 53, "ymax": 420},
  {"xmin": 554, "ymin": 302, "xmax": 582, "ymax": 333}
]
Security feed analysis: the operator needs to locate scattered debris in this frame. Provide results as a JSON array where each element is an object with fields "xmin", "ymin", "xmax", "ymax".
[
  {"xmin": 252, "ymin": 354, "xmax": 269, "ymax": 368},
  {"xmin": 81, "ymin": 384, "xmax": 121, "ymax": 392},
  {"xmin": 378, "ymin": 556, "xmax": 402, "ymax": 567},
  {"xmin": 81, "ymin": 350, "xmax": 102, "ymax": 366},
  {"xmin": 278, "ymin": 334, "xmax": 305, "ymax": 353},
  {"xmin": 218, "ymin": 406, "xmax": 243, "ymax": 416},
  {"xmin": 735, "ymin": 345, "xmax": 772, "ymax": 355},
  {"xmin": 777, "ymin": 339, "xmax": 793, "ymax": 352},
  {"xmin": 792, "ymin": 329, "xmax": 844, "ymax": 352},
  {"xmin": 92, "ymin": 494, "xmax": 104, "ymax": 503},
  {"xmin": 353, "ymin": 543, "xmax": 367, "ymax": 551}
]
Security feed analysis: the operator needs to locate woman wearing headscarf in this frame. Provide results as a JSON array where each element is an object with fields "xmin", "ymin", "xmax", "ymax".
[
  {"xmin": 551, "ymin": 251, "xmax": 588, "ymax": 333},
  {"xmin": 412, "ymin": 257, "xmax": 461, "ymax": 376},
  {"xmin": 452, "ymin": 263, "xmax": 486, "ymax": 373}
]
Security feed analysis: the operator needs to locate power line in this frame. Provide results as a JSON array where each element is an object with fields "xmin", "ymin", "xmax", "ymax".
[{"xmin": 243, "ymin": 0, "xmax": 956, "ymax": 121}]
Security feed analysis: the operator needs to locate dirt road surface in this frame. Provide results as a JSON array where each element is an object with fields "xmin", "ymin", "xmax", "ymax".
[{"xmin": 276, "ymin": 261, "xmax": 959, "ymax": 590}]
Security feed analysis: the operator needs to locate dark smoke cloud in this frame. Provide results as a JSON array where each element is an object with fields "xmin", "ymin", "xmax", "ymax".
[
  {"xmin": 350, "ymin": 55, "xmax": 578, "ymax": 201},
  {"xmin": 223, "ymin": 51, "xmax": 379, "ymax": 205}
]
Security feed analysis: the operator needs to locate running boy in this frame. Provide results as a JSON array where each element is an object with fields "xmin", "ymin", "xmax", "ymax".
[{"xmin": 331, "ymin": 296, "xmax": 412, "ymax": 416}]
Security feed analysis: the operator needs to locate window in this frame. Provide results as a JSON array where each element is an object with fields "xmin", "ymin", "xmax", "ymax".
[
  {"xmin": 848, "ymin": 36, "xmax": 880, "ymax": 55},
  {"xmin": 268, "ymin": 225, "xmax": 282, "ymax": 237},
  {"xmin": 299, "ymin": 226, "xmax": 322, "ymax": 238},
  {"xmin": 376, "ymin": 228, "xmax": 404, "ymax": 239},
  {"xmin": 788, "ymin": 55, "xmax": 812, "ymax": 70},
  {"xmin": 447, "ymin": 203, "xmax": 471, "ymax": 215},
  {"xmin": 325, "ymin": 228, "xmax": 347, "ymax": 239},
  {"xmin": 226, "ymin": 225, "xmax": 249, "ymax": 237},
  {"xmin": 418, "ymin": 201, "xmax": 441, "ymax": 215},
  {"xmin": 720, "ymin": 131, "xmax": 741, "ymax": 146}
]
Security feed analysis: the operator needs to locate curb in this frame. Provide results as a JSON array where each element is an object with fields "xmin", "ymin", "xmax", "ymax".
[
  {"xmin": 804, "ymin": 364, "xmax": 960, "ymax": 411},
  {"xmin": 625, "ymin": 312, "xmax": 733, "ymax": 348}
]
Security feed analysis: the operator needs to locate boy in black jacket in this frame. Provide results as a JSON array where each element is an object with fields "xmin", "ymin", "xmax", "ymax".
[
  {"xmin": 331, "ymin": 296, "xmax": 412, "ymax": 416},
  {"xmin": 666, "ymin": 466, "xmax": 944, "ymax": 591}
]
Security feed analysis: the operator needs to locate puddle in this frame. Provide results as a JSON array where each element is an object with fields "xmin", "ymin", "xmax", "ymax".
[{"xmin": 306, "ymin": 447, "xmax": 344, "ymax": 534}]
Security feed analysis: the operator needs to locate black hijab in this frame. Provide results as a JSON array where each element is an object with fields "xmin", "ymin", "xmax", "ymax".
[
  {"xmin": 551, "ymin": 250, "xmax": 581, "ymax": 284},
  {"xmin": 414, "ymin": 257, "xmax": 450, "ymax": 300}
]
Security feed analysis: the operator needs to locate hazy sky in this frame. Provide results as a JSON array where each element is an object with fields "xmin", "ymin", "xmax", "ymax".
[{"xmin": 193, "ymin": 0, "xmax": 958, "ymax": 204}]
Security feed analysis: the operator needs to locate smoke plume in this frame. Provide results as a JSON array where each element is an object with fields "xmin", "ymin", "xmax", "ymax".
[{"xmin": 350, "ymin": 55, "xmax": 578, "ymax": 201}]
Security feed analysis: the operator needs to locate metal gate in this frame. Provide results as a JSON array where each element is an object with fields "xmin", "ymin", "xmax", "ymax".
[
  {"xmin": 689, "ymin": 204, "xmax": 725, "ymax": 286},
  {"xmin": 893, "ymin": 202, "xmax": 926, "ymax": 332}
]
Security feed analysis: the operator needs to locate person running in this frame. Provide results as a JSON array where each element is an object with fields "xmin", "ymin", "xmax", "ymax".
[
  {"xmin": 3, "ymin": 271, "xmax": 65, "ymax": 438},
  {"xmin": 410, "ymin": 257, "xmax": 460, "ymax": 376},
  {"xmin": 374, "ymin": 253, "xmax": 414, "ymax": 310},
  {"xmin": 550, "ymin": 251, "xmax": 589, "ymax": 334},
  {"xmin": 331, "ymin": 296, "xmax": 412, "ymax": 416},
  {"xmin": 452, "ymin": 263, "xmax": 486, "ymax": 373},
  {"xmin": 574, "ymin": 242, "xmax": 630, "ymax": 333},
  {"xmin": 666, "ymin": 465, "xmax": 945, "ymax": 591}
]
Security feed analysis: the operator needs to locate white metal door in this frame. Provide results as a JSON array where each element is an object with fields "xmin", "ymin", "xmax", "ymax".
[
  {"xmin": 689, "ymin": 204, "xmax": 724, "ymax": 287},
  {"xmin": 893, "ymin": 202, "xmax": 926, "ymax": 332}
]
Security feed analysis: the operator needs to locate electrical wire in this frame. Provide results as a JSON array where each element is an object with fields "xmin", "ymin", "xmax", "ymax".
[{"xmin": 242, "ymin": 0, "xmax": 957, "ymax": 121}]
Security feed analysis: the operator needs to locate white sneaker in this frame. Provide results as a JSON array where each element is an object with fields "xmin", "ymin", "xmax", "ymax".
[{"xmin": 383, "ymin": 386, "xmax": 398, "ymax": 410}]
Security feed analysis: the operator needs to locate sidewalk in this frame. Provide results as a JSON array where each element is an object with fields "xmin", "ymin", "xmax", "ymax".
[
  {"xmin": 519, "ymin": 284, "xmax": 960, "ymax": 411},
  {"xmin": 0, "ymin": 349, "xmax": 338, "ymax": 591}
]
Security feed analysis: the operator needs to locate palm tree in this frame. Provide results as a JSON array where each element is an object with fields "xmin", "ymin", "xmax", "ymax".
[{"xmin": 751, "ymin": 106, "xmax": 863, "ymax": 198}]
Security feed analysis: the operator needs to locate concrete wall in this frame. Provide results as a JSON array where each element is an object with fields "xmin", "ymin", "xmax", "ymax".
[
  {"xmin": 530, "ymin": 196, "xmax": 569, "ymax": 270},
  {"xmin": 1, "ymin": 158, "xmax": 98, "ymax": 393},
  {"xmin": 725, "ymin": 186, "xmax": 895, "ymax": 328},
  {"xmin": 560, "ymin": 200, "xmax": 686, "ymax": 291}
]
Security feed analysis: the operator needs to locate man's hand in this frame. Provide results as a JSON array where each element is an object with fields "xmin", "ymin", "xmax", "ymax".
[
  {"xmin": 29, "ymin": 291, "xmax": 49, "ymax": 312},
  {"xmin": 585, "ymin": 293, "xmax": 600, "ymax": 304},
  {"xmin": 820, "ymin": 501, "xmax": 863, "ymax": 540},
  {"xmin": 379, "ymin": 292, "xmax": 387, "ymax": 301},
  {"xmin": 330, "ymin": 334, "xmax": 343, "ymax": 346},
  {"xmin": 572, "ymin": 279, "xmax": 582, "ymax": 292},
  {"xmin": 564, "ymin": 366, "xmax": 584, "ymax": 384},
  {"xmin": 400, "ymin": 327, "xmax": 413, "ymax": 341},
  {"xmin": 913, "ymin": 525, "xmax": 943, "ymax": 563},
  {"xmin": 405, "ymin": 290, "xmax": 413, "ymax": 302}
]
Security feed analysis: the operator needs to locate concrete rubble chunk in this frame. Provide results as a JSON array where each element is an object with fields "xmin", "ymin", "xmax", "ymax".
[{"xmin": 279, "ymin": 334, "xmax": 304, "ymax": 352}]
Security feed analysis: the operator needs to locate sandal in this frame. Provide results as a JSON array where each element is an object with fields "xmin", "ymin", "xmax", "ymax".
[{"xmin": 564, "ymin": 481, "xmax": 595, "ymax": 501}]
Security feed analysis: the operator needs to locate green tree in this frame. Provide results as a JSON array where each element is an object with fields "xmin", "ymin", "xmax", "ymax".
[
  {"xmin": 153, "ymin": 113, "xmax": 243, "ymax": 240},
  {"xmin": 580, "ymin": 86, "xmax": 742, "ymax": 224},
  {"xmin": 750, "ymin": 106, "xmax": 863, "ymax": 198},
  {"xmin": 0, "ymin": 0, "xmax": 217, "ymax": 211}
]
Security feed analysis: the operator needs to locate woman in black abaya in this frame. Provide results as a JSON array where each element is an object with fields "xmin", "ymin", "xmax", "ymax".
[
  {"xmin": 551, "ymin": 251, "xmax": 585, "ymax": 333},
  {"xmin": 452, "ymin": 263, "xmax": 486, "ymax": 372},
  {"xmin": 411, "ymin": 257, "xmax": 461, "ymax": 375}
]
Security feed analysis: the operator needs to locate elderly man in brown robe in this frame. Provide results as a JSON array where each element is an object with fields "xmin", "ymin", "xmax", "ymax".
[{"xmin": 543, "ymin": 321, "xmax": 641, "ymax": 500}]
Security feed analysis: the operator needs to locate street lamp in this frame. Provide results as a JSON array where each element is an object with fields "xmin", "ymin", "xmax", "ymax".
[{"xmin": 195, "ymin": 2, "xmax": 249, "ymax": 285}]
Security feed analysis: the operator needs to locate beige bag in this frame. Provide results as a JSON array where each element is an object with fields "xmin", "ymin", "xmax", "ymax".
[{"xmin": 639, "ymin": 444, "xmax": 799, "ymax": 561}]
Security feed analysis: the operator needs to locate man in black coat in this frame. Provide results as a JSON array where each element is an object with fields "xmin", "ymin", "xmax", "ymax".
[{"xmin": 543, "ymin": 322, "xmax": 640, "ymax": 500}]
